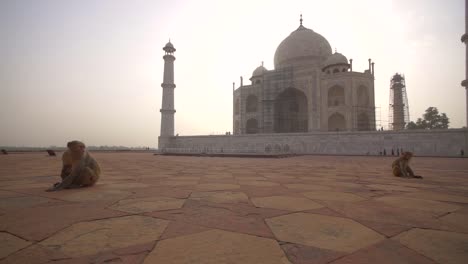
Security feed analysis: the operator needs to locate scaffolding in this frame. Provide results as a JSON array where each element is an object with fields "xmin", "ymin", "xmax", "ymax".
[
  {"xmin": 374, "ymin": 106, "xmax": 383, "ymax": 130},
  {"xmin": 262, "ymin": 66, "xmax": 295, "ymax": 133},
  {"xmin": 388, "ymin": 73, "xmax": 410, "ymax": 130},
  {"xmin": 237, "ymin": 66, "xmax": 295, "ymax": 134}
]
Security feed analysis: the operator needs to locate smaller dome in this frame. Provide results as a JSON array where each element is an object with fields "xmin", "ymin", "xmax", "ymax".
[
  {"xmin": 324, "ymin": 52, "xmax": 348, "ymax": 68},
  {"xmin": 163, "ymin": 41, "xmax": 176, "ymax": 52},
  {"xmin": 252, "ymin": 65, "xmax": 267, "ymax": 77}
]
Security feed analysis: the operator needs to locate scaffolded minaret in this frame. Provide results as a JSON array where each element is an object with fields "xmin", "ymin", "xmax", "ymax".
[
  {"xmin": 462, "ymin": 0, "xmax": 468, "ymax": 127},
  {"xmin": 158, "ymin": 41, "xmax": 176, "ymax": 150},
  {"xmin": 389, "ymin": 73, "xmax": 409, "ymax": 130}
]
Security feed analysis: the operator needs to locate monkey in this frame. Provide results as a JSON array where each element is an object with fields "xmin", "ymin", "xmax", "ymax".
[
  {"xmin": 47, "ymin": 141, "xmax": 101, "ymax": 191},
  {"xmin": 391, "ymin": 151, "xmax": 423, "ymax": 179},
  {"xmin": 60, "ymin": 142, "xmax": 73, "ymax": 179}
]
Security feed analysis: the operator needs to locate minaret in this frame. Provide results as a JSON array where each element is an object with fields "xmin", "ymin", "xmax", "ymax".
[
  {"xmin": 389, "ymin": 73, "xmax": 409, "ymax": 130},
  {"xmin": 159, "ymin": 41, "xmax": 176, "ymax": 150},
  {"xmin": 462, "ymin": 0, "xmax": 468, "ymax": 127}
]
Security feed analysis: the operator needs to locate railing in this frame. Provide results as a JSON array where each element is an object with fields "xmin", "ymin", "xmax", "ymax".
[{"xmin": 159, "ymin": 144, "xmax": 293, "ymax": 155}]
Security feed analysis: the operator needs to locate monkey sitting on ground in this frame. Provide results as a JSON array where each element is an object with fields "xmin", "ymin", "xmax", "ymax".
[
  {"xmin": 47, "ymin": 140, "xmax": 101, "ymax": 191},
  {"xmin": 60, "ymin": 142, "xmax": 73, "ymax": 179},
  {"xmin": 392, "ymin": 151, "xmax": 423, "ymax": 179}
]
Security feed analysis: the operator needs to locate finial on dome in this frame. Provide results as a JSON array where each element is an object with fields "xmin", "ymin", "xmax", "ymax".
[
  {"xmin": 300, "ymin": 14, "xmax": 303, "ymax": 26},
  {"xmin": 163, "ymin": 39, "xmax": 176, "ymax": 53},
  {"xmin": 261, "ymin": 61, "xmax": 264, "ymax": 66}
]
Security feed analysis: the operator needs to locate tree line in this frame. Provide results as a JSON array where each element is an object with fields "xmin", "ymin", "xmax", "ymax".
[{"xmin": 406, "ymin": 107, "xmax": 450, "ymax": 129}]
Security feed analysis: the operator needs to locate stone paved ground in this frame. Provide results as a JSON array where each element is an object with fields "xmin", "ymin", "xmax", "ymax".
[{"xmin": 0, "ymin": 152, "xmax": 468, "ymax": 264}]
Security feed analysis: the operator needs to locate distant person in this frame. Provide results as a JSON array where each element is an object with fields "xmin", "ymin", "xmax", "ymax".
[
  {"xmin": 391, "ymin": 149, "xmax": 395, "ymax": 156},
  {"xmin": 461, "ymin": 149, "xmax": 465, "ymax": 157},
  {"xmin": 383, "ymin": 149, "xmax": 387, "ymax": 156},
  {"xmin": 392, "ymin": 151, "xmax": 423, "ymax": 179},
  {"xmin": 47, "ymin": 141, "xmax": 101, "ymax": 191}
]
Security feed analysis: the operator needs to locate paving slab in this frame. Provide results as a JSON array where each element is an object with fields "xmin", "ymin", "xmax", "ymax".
[
  {"xmin": 0, "ymin": 232, "xmax": 32, "ymax": 259},
  {"xmin": 160, "ymin": 180, "xmax": 198, "ymax": 186},
  {"xmin": 393, "ymin": 228, "xmax": 468, "ymax": 264},
  {"xmin": 302, "ymin": 191, "xmax": 367, "ymax": 202},
  {"xmin": 374, "ymin": 196, "xmax": 461, "ymax": 215},
  {"xmin": 160, "ymin": 221, "xmax": 211, "ymax": 240},
  {"xmin": 329, "ymin": 239, "xmax": 437, "ymax": 264},
  {"xmin": 202, "ymin": 174, "xmax": 233, "ymax": 180},
  {"xmin": 190, "ymin": 191, "xmax": 249, "ymax": 204},
  {"xmin": 110, "ymin": 196, "xmax": 186, "ymax": 213},
  {"xmin": 1, "ymin": 153, "xmax": 467, "ymax": 263},
  {"xmin": 284, "ymin": 183, "xmax": 333, "ymax": 191},
  {"xmin": 356, "ymin": 220, "xmax": 411, "ymax": 237},
  {"xmin": 144, "ymin": 229, "xmax": 291, "ymax": 264},
  {"xmin": 439, "ymin": 212, "xmax": 468, "ymax": 233},
  {"xmin": 280, "ymin": 242, "xmax": 345, "ymax": 264},
  {"xmin": 0, "ymin": 196, "xmax": 61, "ymax": 211},
  {"xmin": 239, "ymin": 185, "xmax": 296, "ymax": 197},
  {"xmin": 147, "ymin": 200, "xmax": 284, "ymax": 238},
  {"xmin": 322, "ymin": 182, "xmax": 364, "ymax": 189},
  {"xmin": 28, "ymin": 241, "xmax": 156, "ymax": 264},
  {"xmin": 251, "ymin": 195, "xmax": 323, "ymax": 211},
  {"xmin": 0, "ymin": 244, "xmax": 68, "ymax": 264},
  {"xmin": 40, "ymin": 215, "xmax": 168, "ymax": 258},
  {"xmin": 323, "ymin": 200, "xmax": 442, "ymax": 229},
  {"xmin": 366, "ymin": 184, "xmax": 419, "ymax": 192},
  {"xmin": 128, "ymin": 187, "xmax": 192, "ymax": 199},
  {"xmin": 0, "ymin": 190, "xmax": 26, "ymax": 199},
  {"xmin": 401, "ymin": 191, "xmax": 468, "ymax": 204},
  {"xmin": 263, "ymin": 174, "xmax": 297, "ymax": 180},
  {"xmin": 235, "ymin": 176, "xmax": 267, "ymax": 181},
  {"xmin": 0, "ymin": 201, "xmax": 127, "ymax": 241},
  {"xmin": 266, "ymin": 212, "xmax": 385, "ymax": 253},
  {"xmin": 239, "ymin": 180, "xmax": 280, "ymax": 187},
  {"xmin": 100, "ymin": 182, "xmax": 150, "ymax": 189},
  {"xmin": 58, "ymin": 189, "xmax": 131, "ymax": 202},
  {"xmin": 195, "ymin": 183, "xmax": 240, "ymax": 191}
]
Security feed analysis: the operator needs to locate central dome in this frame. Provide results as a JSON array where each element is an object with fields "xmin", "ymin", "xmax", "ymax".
[{"xmin": 274, "ymin": 25, "xmax": 332, "ymax": 69}]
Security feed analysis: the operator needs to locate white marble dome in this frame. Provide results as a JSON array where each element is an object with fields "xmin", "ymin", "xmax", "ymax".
[
  {"xmin": 252, "ymin": 65, "xmax": 267, "ymax": 77},
  {"xmin": 274, "ymin": 25, "xmax": 332, "ymax": 69},
  {"xmin": 324, "ymin": 52, "xmax": 348, "ymax": 67}
]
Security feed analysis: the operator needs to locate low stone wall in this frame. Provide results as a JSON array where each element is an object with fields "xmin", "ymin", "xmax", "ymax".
[{"xmin": 159, "ymin": 129, "xmax": 468, "ymax": 157}]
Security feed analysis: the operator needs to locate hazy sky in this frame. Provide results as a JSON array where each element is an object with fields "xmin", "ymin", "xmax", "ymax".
[{"xmin": 0, "ymin": 0, "xmax": 465, "ymax": 147}]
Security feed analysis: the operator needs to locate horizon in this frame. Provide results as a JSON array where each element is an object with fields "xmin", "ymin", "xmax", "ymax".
[{"xmin": 0, "ymin": 0, "xmax": 466, "ymax": 148}]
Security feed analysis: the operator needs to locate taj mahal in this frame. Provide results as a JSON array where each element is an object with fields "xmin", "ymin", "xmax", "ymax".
[
  {"xmin": 158, "ymin": 17, "xmax": 467, "ymax": 157},
  {"xmin": 233, "ymin": 16, "xmax": 375, "ymax": 134}
]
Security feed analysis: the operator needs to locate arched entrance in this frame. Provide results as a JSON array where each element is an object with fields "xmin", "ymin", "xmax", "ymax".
[
  {"xmin": 357, "ymin": 86, "xmax": 369, "ymax": 107},
  {"xmin": 274, "ymin": 88, "xmax": 308, "ymax": 133},
  {"xmin": 246, "ymin": 95, "xmax": 258, "ymax": 112},
  {"xmin": 328, "ymin": 85, "xmax": 345, "ymax": 107},
  {"xmin": 357, "ymin": 112, "xmax": 370, "ymax": 131},
  {"xmin": 246, "ymin": 118, "xmax": 258, "ymax": 134},
  {"xmin": 328, "ymin": 113, "xmax": 346, "ymax": 131}
]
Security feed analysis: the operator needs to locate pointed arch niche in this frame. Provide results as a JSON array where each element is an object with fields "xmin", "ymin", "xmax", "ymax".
[
  {"xmin": 328, "ymin": 112, "xmax": 346, "ymax": 131},
  {"xmin": 328, "ymin": 85, "xmax": 345, "ymax": 107},
  {"xmin": 274, "ymin": 88, "xmax": 308, "ymax": 133}
]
